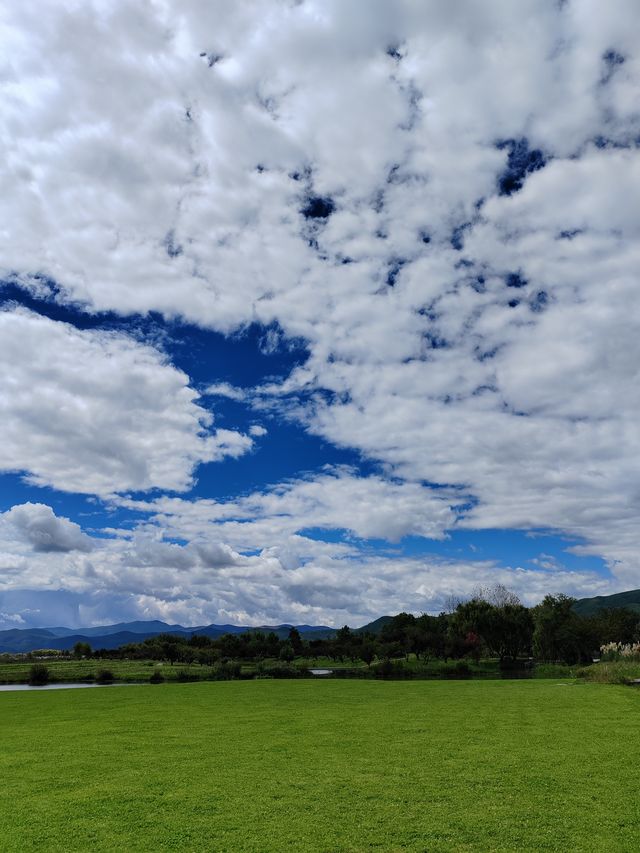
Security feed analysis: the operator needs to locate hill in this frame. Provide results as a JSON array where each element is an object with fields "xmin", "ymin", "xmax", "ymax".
[
  {"xmin": 573, "ymin": 589, "xmax": 640, "ymax": 617},
  {"xmin": 354, "ymin": 616, "xmax": 393, "ymax": 635},
  {"xmin": 0, "ymin": 620, "xmax": 336, "ymax": 653}
]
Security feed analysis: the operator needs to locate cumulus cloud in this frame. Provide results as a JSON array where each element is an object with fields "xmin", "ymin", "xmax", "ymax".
[
  {"xmin": 2, "ymin": 503, "xmax": 93, "ymax": 553},
  {"xmin": 0, "ymin": 490, "xmax": 610, "ymax": 627},
  {"xmin": 1, "ymin": 1, "xmax": 640, "ymax": 615},
  {"xmin": 0, "ymin": 309, "xmax": 252, "ymax": 495}
]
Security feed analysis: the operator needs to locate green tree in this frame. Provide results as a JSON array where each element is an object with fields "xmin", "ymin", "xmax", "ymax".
[
  {"xmin": 532, "ymin": 594, "xmax": 596, "ymax": 664},
  {"xmin": 359, "ymin": 641, "xmax": 376, "ymax": 667},
  {"xmin": 279, "ymin": 642, "xmax": 295, "ymax": 662},
  {"xmin": 288, "ymin": 627, "xmax": 304, "ymax": 656},
  {"xmin": 73, "ymin": 641, "xmax": 92, "ymax": 659},
  {"xmin": 594, "ymin": 608, "xmax": 640, "ymax": 645}
]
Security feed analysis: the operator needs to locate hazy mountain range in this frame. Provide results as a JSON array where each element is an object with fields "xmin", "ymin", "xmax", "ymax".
[{"xmin": 0, "ymin": 617, "xmax": 391, "ymax": 654}]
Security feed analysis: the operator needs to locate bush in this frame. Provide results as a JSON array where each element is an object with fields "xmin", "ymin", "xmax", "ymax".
[
  {"xmin": 255, "ymin": 664, "xmax": 301, "ymax": 679},
  {"xmin": 176, "ymin": 669, "xmax": 200, "ymax": 682},
  {"xmin": 149, "ymin": 670, "xmax": 165, "ymax": 684},
  {"xmin": 208, "ymin": 661, "xmax": 242, "ymax": 681},
  {"xmin": 534, "ymin": 663, "xmax": 574, "ymax": 679},
  {"xmin": 439, "ymin": 661, "xmax": 472, "ymax": 679},
  {"xmin": 374, "ymin": 659, "xmax": 411, "ymax": 679},
  {"xmin": 28, "ymin": 664, "xmax": 50, "ymax": 686},
  {"xmin": 576, "ymin": 661, "xmax": 640, "ymax": 684},
  {"xmin": 95, "ymin": 669, "xmax": 115, "ymax": 684}
]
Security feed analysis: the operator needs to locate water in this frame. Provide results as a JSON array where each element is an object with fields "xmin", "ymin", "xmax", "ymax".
[{"xmin": 0, "ymin": 683, "xmax": 133, "ymax": 692}]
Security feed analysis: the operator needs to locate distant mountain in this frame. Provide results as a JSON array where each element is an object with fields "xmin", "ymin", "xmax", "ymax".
[
  {"xmin": 43, "ymin": 620, "xmax": 192, "ymax": 638},
  {"xmin": 0, "ymin": 629, "xmax": 61, "ymax": 653},
  {"xmin": 573, "ymin": 589, "xmax": 640, "ymax": 617},
  {"xmin": 0, "ymin": 619, "xmax": 336, "ymax": 653}
]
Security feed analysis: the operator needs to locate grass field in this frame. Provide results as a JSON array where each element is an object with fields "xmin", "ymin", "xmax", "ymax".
[
  {"xmin": 0, "ymin": 657, "xmax": 166, "ymax": 684},
  {"xmin": 0, "ymin": 657, "xmax": 363, "ymax": 684},
  {"xmin": 1, "ymin": 680, "xmax": 640, "ymax": 852},
  {"xmin": 0, "ymin": 655, "xmax": 550, "ymax": 684}
]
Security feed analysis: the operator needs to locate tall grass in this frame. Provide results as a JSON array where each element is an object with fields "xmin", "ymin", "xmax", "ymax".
[{"xmin": 576, "ymin": 660, "xmax": 640, "ymax": 684}]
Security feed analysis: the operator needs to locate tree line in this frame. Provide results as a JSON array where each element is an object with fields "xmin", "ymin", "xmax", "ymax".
[{"xmin": 78, "ymin": 586, "xmax": 640, "ymax": 669}]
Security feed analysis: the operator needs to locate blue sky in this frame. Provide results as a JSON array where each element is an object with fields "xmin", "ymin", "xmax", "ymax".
[{"xmin": 0, "ymin": 1, "xmax": 638, "ymax": 629}]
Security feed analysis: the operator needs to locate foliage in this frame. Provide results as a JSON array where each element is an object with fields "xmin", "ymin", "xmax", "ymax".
[
  {"xmin": 255, "ymin": 663, "xmax": 302, "ymax": 679},
  {"xmin": 73, "ymin": 641, "xmax": 92, "ymax": 659},
  {"xmin": 210, "ymin": 661, "xmax": 242, "ymax": 681},
  {"xmin": 95, "ymin": 669, "xmax": 115, "ymax": 684},
  {"xmin": 532, "ymin": 594, "xmax": 597, "ymax": 664},
  {"xmin": 576, "ymin": 660, "xmax": 640, "ymax": 684},
  {"xmin": 27, "ymin": 663, "xmax": 50, "ymax": 686},
  {"xmin": 175, "ymin": 669, "xmax": 200, "ymax": 682},
  {"xmin": 3, "ymin": 584, "xmax": 637, "ymax": 682}
]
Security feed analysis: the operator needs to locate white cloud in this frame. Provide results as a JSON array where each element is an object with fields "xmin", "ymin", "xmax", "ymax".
[
  {"xmin": 0, "ymin": 309, "xmax": 252, "ymax": 496},
  {"xmin": 118, "ymin": 467, "xmax": 461, "ymax": 549},
  {"xmin": 204, "ymin": 382, "xmax": 247, "ymax": 402},
  {"xmin": 2, "ymin": 503, "xmax": 93, "ymax": 553},
  {"xmin": 0, "ymin": 500, "xmax": 611, "ymax": 629},
  {"xmin": 1, "ymin": 1, "xmax": 640, "ymax": 609}
]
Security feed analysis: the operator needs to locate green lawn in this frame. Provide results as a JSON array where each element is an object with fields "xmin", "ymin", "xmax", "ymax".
[
  {"xmin": 1, "ymin": 680, "xmax": 639, "ymax": 851},
  {"xmin": 0, "ymin": 657, "xmax": 166, "ymax": 684}
]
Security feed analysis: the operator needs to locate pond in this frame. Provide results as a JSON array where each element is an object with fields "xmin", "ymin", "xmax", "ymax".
[{"xmin": 0, "ymin": 683, "xmax": 133, "ymax": 692}]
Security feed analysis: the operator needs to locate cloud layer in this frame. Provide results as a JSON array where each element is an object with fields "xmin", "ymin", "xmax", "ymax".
[
  {"xmin": 1, "ymin": 1, "xmax": 639, "ymax": 620},
  {"xmin": 0, "ymin": 499, "xmax": 609, "ymax": 630}
]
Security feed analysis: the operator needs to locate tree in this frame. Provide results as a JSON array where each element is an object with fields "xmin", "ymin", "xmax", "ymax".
[
  {"xmin": 334, "ymin": 625, "xmax": 355, "ymax": 661},
  {"xmin": 73, "ymin": 641, "xmax": 92, "ymax": 659},
  {"xmin": 288, "ymin": 627, "xmax": 304, "ymax": 656},
  {"xmin": 532, "ymin": 594, "xmax": 596, "ymax": 664},
  {"xmin": 359, "ymin": 641, "xmax": 376, "ymax": 667},
  {"xmin": 449, "ymin": 599, "xmax": 494, "ymax": 657},
  {"xmin": 279, "ymin": 642, "xmax": 294, "ymax": 662},
  {"xmin": 408, "ymin": 614, "xmax": 448, "ymax": 662},
  {"xmin": 449, "ymin": 598, "xmax": 533, "ymax": 663},
  {"xmin": 472, "ymin": 583, "xmax": 521, "ymax": 608},
  {"xmin": 483, "ymin": 604, "xmax": 533, "ymax": 662},
  {"xmin": 380, "ymin": 613, "xmax": 416, "ymax": 652},
  {"xmin": 595, "ymin": 608, "xmax": 640, "ymax": 645}
]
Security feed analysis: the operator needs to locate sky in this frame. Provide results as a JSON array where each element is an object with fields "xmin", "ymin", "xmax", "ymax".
[{"xmin": 1, "ymin": 0, "xmax": 639, "ymax": 630}]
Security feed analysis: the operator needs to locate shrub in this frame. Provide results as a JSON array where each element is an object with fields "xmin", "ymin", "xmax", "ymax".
[
  {"xmin": 374, "ymin": 659, "xmax": 411, "ymax": 679},
  {"xmin": 534, "ymin": 663, "xmax": 574, "ymax": 679},
  {"xmin": 209, "ymin": 661, "xmax": 242, "ymax": 681},
  {"xmin": 149, "ymin": 670, "xmax": 165, "ymax": 684},
  {"xmin": 440, "ymin": 661, "xmax": 472, "ymax": 679},
  {"xmin": 255, "ymin": 663, "xmax": 301, "ymax": 679},
  {"xmin": 577, "ymin": 661, "xmax": 640, "ymax": 684},
  {"xmin": 28, "ymin": 664, "xmax": 50, "ymax": 686},
  {"xmin": 95, "ymin": 669, "xmax": 115, "ymax": 684},
  {"xmin": 176, "ymin": 669, "xmax": 200, "ymax": 682}
]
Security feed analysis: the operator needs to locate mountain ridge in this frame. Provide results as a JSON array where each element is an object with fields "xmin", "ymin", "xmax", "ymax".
[
  {"xmin": 0, "ymin": 617, "xmax": 388, "ymax": 653},
  {"xmin": 572, "ymin": 588, "xmax": 640, "ymax": 617}
]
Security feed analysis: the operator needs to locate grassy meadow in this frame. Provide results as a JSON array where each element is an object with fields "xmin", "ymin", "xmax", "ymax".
[
  {"xmin": 0, "ymin": 655, "xmax": 559, "ymax": 685},
  {"xmin": 2, "ymin": 680, "xmax": 640, "ymax": 851}
]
